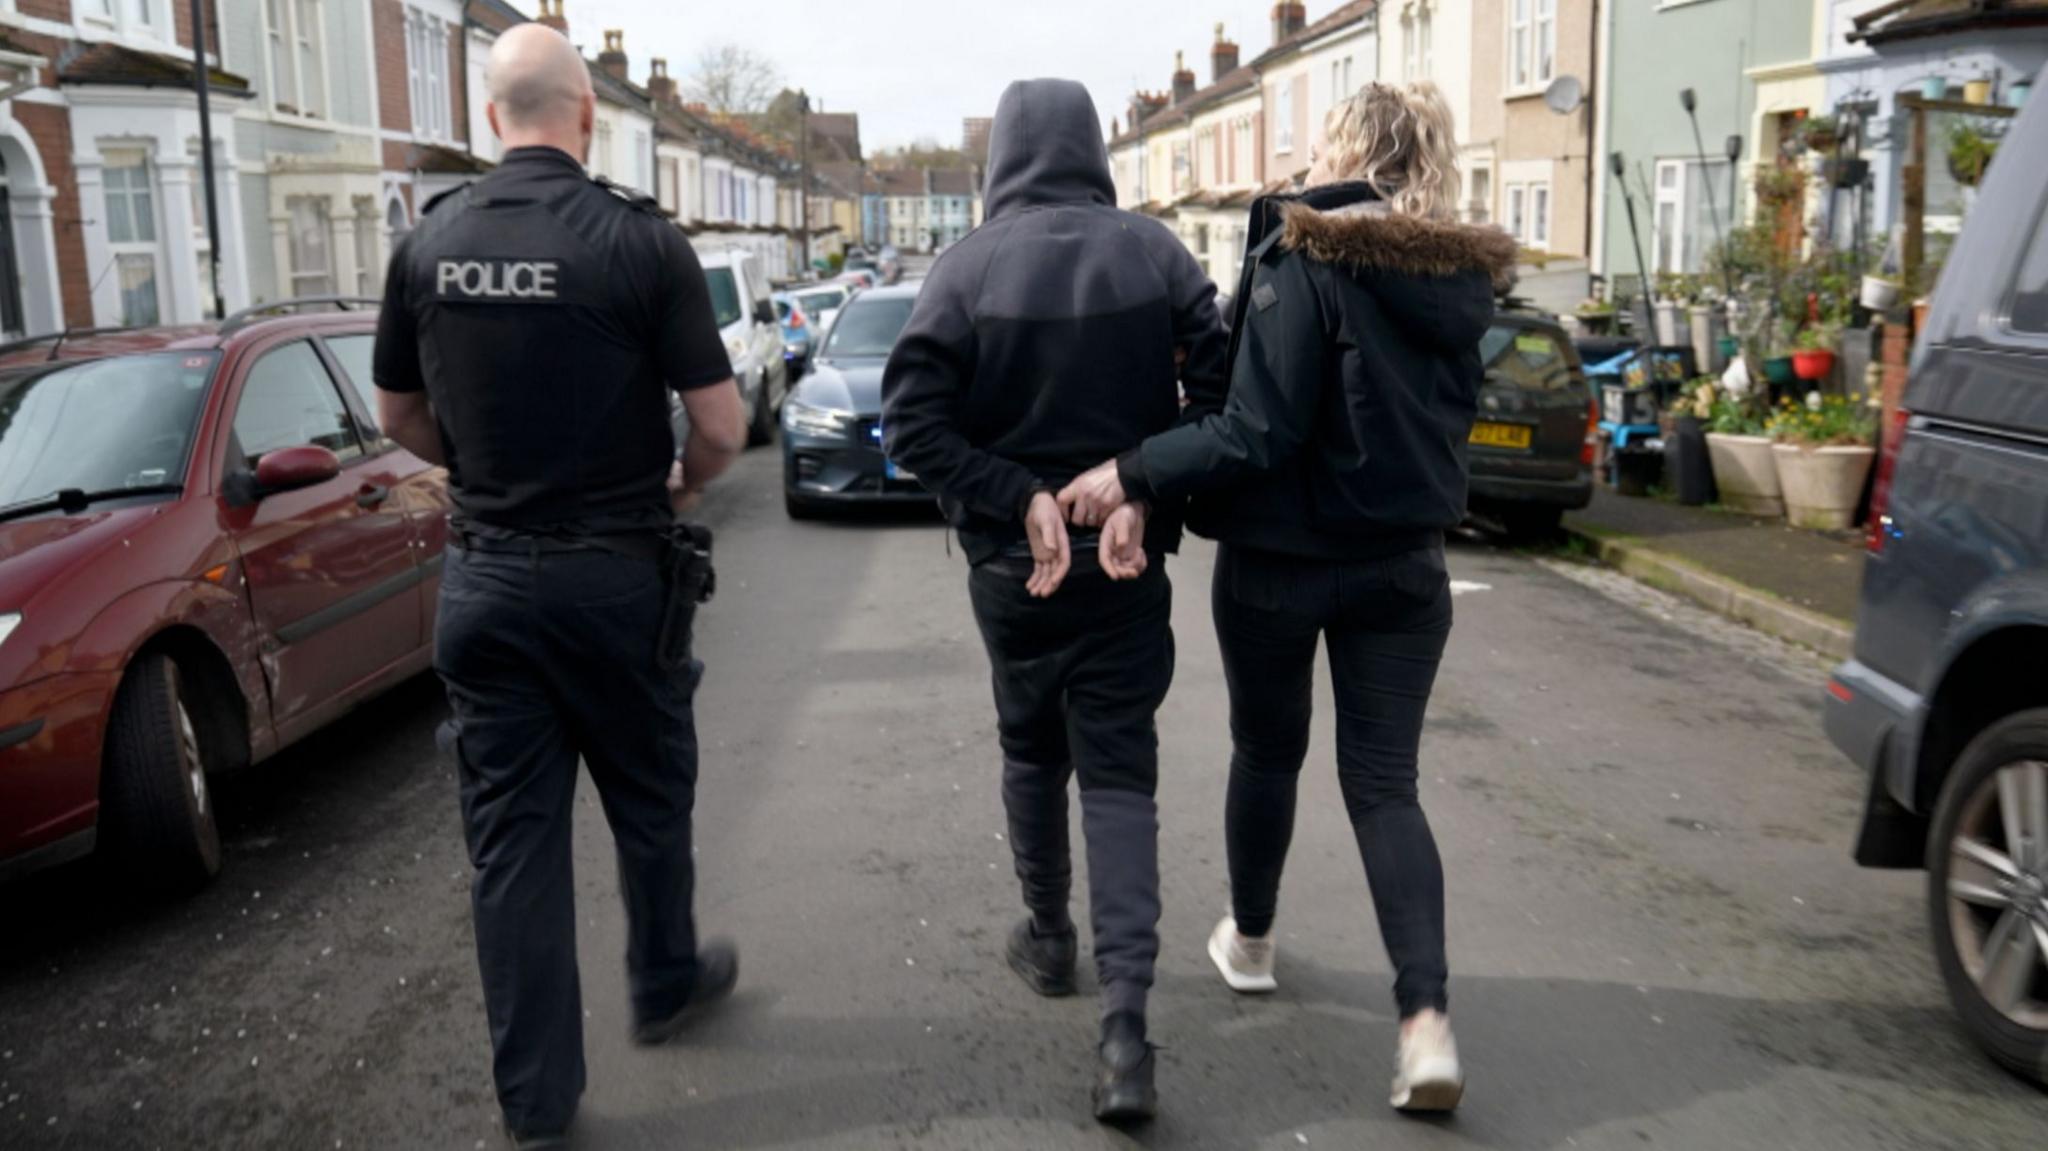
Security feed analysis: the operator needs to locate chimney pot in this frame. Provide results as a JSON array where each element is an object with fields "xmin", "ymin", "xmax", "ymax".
[
  {"xmin": 536, "ymin": 0, "xmax": 568, "ymax": 37},
  {"xmin": 598, "ymin": 28, "xmax": 628, "ymax": 82},
  {"xmin": 1171, "ymin": 50, "xmax": 1197, "ymax": 105},
  {"xmin": 1271, "ymin": 1, "xmax": 1307, "ymax": 43},
  {"xmin": 647, "ymin": 57, "xmax": 677, "ymax": 105},
  {"xmin": 1211, "ymin": 22, "xmax": 1240, "ymax": 84}
]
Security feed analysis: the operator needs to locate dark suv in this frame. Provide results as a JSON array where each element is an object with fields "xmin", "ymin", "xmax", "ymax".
[
  {"xmin": 1825, "ymin": 76, "xmax": 2048, "ymax": 1086},
  {"xmin": 1465, "ymin": 309, "xmax": 1597, "ymax": 540}
]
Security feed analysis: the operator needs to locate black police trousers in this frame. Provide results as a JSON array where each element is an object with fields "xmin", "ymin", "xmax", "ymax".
[
  {"xmin": 436, "ymin": 543, "xmax": 705, "ymax": 1134},
  {"xmin": 967, "ymin": 558, "xmax": 1174, "ymax": 1020},
  {"xmin": 1211, "ymin": 543, "xmax": 1453, "ymax": 1018}
]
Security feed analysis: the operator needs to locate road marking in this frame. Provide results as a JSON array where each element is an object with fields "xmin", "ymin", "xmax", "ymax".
[{"xmin": 1450, "ymin": 580, "xmax": 1493, "ymax": 597}]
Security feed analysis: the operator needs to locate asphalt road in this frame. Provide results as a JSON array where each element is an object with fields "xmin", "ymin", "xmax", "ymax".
[{"xmin": 2, "ymin": 447, "xmax": 2043, "ymax": 1151}]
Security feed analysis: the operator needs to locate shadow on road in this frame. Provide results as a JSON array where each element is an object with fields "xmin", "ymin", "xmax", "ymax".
[{"xmin": 564, "ymin": 954, "xmax": 2025, "ymax": 1150}]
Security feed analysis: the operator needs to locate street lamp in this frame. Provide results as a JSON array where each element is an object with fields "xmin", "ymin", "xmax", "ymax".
[
  {"xmin": 1680, "ymin": 87, "xmax": 1733, "ymax": 297},
  {"xmin": 1725, "ymin": 133, "xmax": 1743, "ymax": 230},
  {"xmin": 798, "ymin": 89, "xmax": 811, "ymax": 274},
  {"xmin": 1610, "ymin": 150, "xmax": 1655, "ymax": 339},
  {"xmin": 189, "ymin": 0, "xmax": 225, "ymax": 318}
]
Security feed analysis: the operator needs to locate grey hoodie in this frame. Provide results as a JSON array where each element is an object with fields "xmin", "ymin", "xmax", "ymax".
[{"xmin": 881, "ymin": 79, "xmax": 1227, "ymax": 563}]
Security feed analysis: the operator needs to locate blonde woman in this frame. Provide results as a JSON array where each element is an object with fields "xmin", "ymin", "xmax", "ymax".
[{"xmin": 1060, "ymin": 82, "xmax": 1515, "ymax": 1113}]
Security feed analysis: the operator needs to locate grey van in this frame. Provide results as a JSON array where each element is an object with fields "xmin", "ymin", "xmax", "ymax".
[{"xmin": 1825, "ymin": 69, "xmax": 2048, "ymax": 1086}]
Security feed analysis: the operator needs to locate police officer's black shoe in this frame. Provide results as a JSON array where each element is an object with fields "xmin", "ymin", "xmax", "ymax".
[
  {"xmin": 506, "ymin": 1130, "xmax": 567, "ymax": 1151},
  {"xmin": 1005, "ymin": 917, "xmax": 1077, "ymax": 997},
  {"xmin": 631, "ymin": 939, "xmax": 740, "ymax": 1046},
  {"xmin": 1092, "ymin": 1011, "xmax": 1157, "ymax": 1125}
]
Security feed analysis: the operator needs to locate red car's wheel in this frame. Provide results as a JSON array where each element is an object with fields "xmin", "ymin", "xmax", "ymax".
[{"xmin": 100, "ymin": 654, "xmax": 222, "ymax": 891}]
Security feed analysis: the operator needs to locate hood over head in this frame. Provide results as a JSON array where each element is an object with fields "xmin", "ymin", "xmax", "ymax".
[
  {"xmin": 1277, "ymin": 198, "xmax": 1518, "ymax": 353},
  {"xmin": 983, "ymin": 79, "xmax": 1115, "ymax": 220}
]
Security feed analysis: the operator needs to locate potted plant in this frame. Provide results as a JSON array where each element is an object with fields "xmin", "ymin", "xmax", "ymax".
[
  {"xmin": 2012, "ymin": 79, "xmax": 2033, "ymax": 108},
  {"xmin": 1793, "ymin": 322, "xmax": 1840, "ymax": 382},
  {"xmin": 1947, "ymin": 121, "xmax": 1999, "ymax": 187},
  {"xmin": 1575, "ymin": 296, "xmax": 1618, "ymax": 336},
  {"xmin": 1920, "ymin": 76, "xmax": 1950, "ymax": 101},
  {"xmin": 1801, "ymin": 114, "xmax": 1840, "ymax": 154},
  {"xmin": 1964, "ymin": 76, "xmax": 1993, "ymax": 106},
  {"xmin": 1704, "ymin": 394, "xmax": 1782, "ymax": 516},
  {"xmin": 1860, "ymin": 271, "xmax": 1901, "ymax": 311},
  {"xmin": 1667, "ymin": 380, "xmax": 1720, "ymax": 507},
  {"xmin": 1768, "ymin": 391, "xmax": 1878, "ymax": 530}
]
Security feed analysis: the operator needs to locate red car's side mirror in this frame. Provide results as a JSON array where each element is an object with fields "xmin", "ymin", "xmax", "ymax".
[{"xmin": 253, "ymin": 445, "xmax": 341, "ymax": 495}]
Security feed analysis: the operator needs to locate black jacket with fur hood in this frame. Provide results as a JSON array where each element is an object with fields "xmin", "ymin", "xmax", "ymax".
[{"xmin": 1118, "ymin": 181, "xmax": 1518, "ymax": 560}]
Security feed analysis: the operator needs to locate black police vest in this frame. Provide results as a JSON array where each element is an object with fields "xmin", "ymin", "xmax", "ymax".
[{"xmin": 404, "ymin": 178, "xmax": 675, "ymax": 533}]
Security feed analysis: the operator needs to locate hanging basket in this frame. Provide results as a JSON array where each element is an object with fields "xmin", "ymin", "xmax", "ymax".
[
  {"xmin": 1792, "ymin": 349, "xmax": 1838, "ymax": 382},
  {"xmin": 1826, "ymin": 157, "xmax": 1870, "ymax": 189}
]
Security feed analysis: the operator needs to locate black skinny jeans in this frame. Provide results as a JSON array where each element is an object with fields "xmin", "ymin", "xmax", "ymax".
[{"xmin": 1212, "ymin": 542, "xmax": 1453, "ymax": 1018}]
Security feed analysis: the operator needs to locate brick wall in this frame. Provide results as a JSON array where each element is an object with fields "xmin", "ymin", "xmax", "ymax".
[
  {"xmin": 373, "ymin": 0, "xmax": 410, "ymax": 134},
  {"xmin": 18, "ymin": 1, "xmax": 70, "ymax": 22},
  {"xmin": 13, "ymin": 103, "xmax": 93, "ymax": 326},
  {"xmin": 172, "ymin": 0, "xmax": 221, "ymax": 54}
]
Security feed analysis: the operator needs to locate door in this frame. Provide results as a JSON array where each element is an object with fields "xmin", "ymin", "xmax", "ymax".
[
  {"xmin": 0, "ymin": 178, "xmax": 23, "ymax": 340},
  {"xmin": 320, "ymin": 330, "xmax": 451, "ymax": 634},
  {"xmin": 220, "ymin": 338, "xmax": 421, "ymax": 723}
]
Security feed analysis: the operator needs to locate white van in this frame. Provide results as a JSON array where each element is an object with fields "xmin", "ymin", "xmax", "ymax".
[{"xmin": 696, "ymin": 249, "xmax": 789, "ymax": 446}]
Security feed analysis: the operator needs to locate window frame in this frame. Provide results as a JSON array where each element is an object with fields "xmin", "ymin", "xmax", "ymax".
[
  {"xmin": 2000, "ymin": 181, "xmax": 2048, "ymax": 341},
  {"xmin": 1274, "ymin": 79, "xmax": 1295, "ymax": 155},
  {"xmin": 315, "ymin": 331, "xmax": 392, "ymax": 451},
  {"xmin": 101, "ymin": 149, "xmax": 164, "ymax": 327},
  {"xmin": 285, "ymin": 194, "xmax": 336, "ymax": 298}
]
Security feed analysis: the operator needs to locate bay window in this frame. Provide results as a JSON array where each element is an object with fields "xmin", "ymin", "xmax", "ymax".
[
  {"xmin": 102, "ymin": 151, "xmax": 161, "ymax": 327},
  {"xmin": 286, "ymin": 195, "xmax": 334, "ymax": 297}
]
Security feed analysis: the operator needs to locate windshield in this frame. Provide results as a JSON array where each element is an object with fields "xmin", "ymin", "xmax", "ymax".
[
  {"xmin": 704, "ymin": 267, "xmax": 744, "ymax": 328},
  {"xmin": 822, "ymin": 297, "xmax": 914, "ymax": 359},
  {"xmin": 0, "ymin": 351, "xmax": 217, "ymax": 509},
  {"xmin": 797, "ymin": 289, "xmax": 843, "ymax": 315}
]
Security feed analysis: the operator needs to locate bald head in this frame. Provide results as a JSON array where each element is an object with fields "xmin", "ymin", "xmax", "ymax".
[{"xmin": 486, "ymin": 23, "xmax": 595, "ymax": 156}]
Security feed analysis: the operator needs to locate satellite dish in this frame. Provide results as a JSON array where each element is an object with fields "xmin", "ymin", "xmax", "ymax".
[{"xmin": 1545, "ymin": 75, "xmax": 1585, "ymax": 116}]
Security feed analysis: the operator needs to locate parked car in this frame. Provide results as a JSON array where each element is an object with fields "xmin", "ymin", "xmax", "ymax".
[
  {"xmin": 1826, "ymin": 78, "xmax": 2048, "ymax": 1088},
  {"xmin": 836, "ymin": 268, "xmax": 881, "ymax": 292},
  {"xmin": 772, "ymin": 293, "xmax": 814, "ymax": 381},
  {"xmin": 698, "ymin": 249, "xmax": 789, "ymax": 446},
  {"xmin": 787, "ymin": 282, "xmax": 855, "ymax": 336},
  {"xmin": 1464, "ymin": 309, "xmax": 1597, "ymax": 540},
  {"xmin": 0, "ymin": 304, "xmax": 450, "ymax": 890},
  {"xmin": 781, "ymin": 282, "xmax": 931, "ymax": 517}
]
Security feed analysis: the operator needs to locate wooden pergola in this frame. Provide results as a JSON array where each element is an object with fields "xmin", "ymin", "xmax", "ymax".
[{"xmin": 1898, "ymin": 93, "xmax": 2018, "ymax": 292}]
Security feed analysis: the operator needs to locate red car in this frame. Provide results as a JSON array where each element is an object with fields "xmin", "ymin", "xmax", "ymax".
[{"xmin": 0, "ymin": 304, "xmax": 450, "ymax": 888}]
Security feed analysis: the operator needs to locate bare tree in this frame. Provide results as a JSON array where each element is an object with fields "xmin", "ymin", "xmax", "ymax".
[{"xmin": 684, "ymin": 44, "xmax": 781, "ymax": 115}]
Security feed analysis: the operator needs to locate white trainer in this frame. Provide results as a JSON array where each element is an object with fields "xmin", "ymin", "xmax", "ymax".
[
  {"xmin": 1390, "ymin": 1010, "xmax": 1464, "ymax": 1112},
  {"xmin": 1206, "ymin": 915, "xmax": 1278, "ymax": 994}
]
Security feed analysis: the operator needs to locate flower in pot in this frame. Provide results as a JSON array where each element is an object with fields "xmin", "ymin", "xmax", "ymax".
[
  {"xmin": 1703, "ymin": 394, "xmax": 1783, "ymax": 517},
  {"xmin": 1801, "ymin": 114, "xmax": 1839, "ymax": 155},
  {"xmin": 1947, "ymin": 121, "xmax": 1999, "ymax": 187},
  {"xmin": 1575, "ymin": 296, "xmax": 1617, "ymax": 334},
  {"xmin": 1859, "ymin": 271, "xmax": 1901, "ymax": 312},
  {"xmin": 1766, "ymin": 392, "xmax": 1877, "ymax": 530},
  {"xmin": 1792, "ymin": 323, "xmax": 1840, "ymax": 382}
]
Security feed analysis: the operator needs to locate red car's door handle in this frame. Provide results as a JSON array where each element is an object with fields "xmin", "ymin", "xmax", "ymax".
[{"xmin": 356, "ymin": 483, "xmax": 390, "ymax": 509}]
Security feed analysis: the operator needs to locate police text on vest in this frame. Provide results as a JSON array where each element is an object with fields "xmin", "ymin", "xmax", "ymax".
[{"xmin": 437, "ymin": 259, "xmax": 561, "ymax": 300}]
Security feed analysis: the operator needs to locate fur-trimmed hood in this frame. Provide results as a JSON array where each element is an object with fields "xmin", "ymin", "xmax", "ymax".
[
  {"xmin": 1268, "ymin": 194, "xmax": 1512, "ymax": 356},
  {"xmin": 1277, "ymin": 200, "xmax": 1520, "ymax": 291}
]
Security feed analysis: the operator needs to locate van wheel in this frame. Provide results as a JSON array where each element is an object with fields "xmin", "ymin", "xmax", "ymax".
[
  {"xmin": 99, "ymin": 654, "xmax": 222, "ymax": 892},
  {"xmin": 1926, "ymin": 708, "xmax": 2048, "ymax": 1086}
]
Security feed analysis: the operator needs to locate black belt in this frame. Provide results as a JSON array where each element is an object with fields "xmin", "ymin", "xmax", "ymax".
[{"xmin": 454, "ymin": 529, "xmax": 666, "ymax": 561}]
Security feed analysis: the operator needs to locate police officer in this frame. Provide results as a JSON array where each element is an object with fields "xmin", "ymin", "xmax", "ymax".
[{"xmin": 372, "ymin": 23, "xmax": 747, "ymax": 1150}]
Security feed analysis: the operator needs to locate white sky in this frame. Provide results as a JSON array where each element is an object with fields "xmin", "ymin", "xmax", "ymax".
[{"xmin": 552, "ymin": 0, "xmax": 1301, "ymax": 150}]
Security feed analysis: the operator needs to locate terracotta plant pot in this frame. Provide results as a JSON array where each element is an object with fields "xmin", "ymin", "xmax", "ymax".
[
  {"xmin": 1705, "ymin": 432, "xmax": 1784, "ymax": 517},
  {"xmin": 1773, "ymin": 444, "xmax": 1876, "ymax": 530},
  {"xmin": 1792, "ymin": 348, "xmax": 1837, "ymax": 381}
]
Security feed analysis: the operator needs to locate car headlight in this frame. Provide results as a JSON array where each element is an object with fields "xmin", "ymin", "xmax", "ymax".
[
  {"xmin": 0, "ymin": 613, "xmax": 19, "ymax": 651},
  {"xmin": 783, "ymin": 400, "xmax": 854, "ymax": 438}
]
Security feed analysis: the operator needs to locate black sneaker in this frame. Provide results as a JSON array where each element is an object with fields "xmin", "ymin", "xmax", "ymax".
[
  {"xmin": 1005, "ymin": 917, "xmax": 1077, "ymax": 997},
  {"xmin": 631, "ymin": 939, "xmax": 740, "ymax": 1046},
  {"xmin": 506, "ymin": 1130, "xmax": 567, "ymax": 1151},
  {"xmin": 1092, "ymin": 1011, "xmax": 1156, "ymax": 1124}
]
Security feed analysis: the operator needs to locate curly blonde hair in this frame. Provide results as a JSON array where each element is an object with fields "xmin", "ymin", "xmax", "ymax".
[{"xmin": 1318, "ymin": 81, "xmax": 1462, "ymax": 221}]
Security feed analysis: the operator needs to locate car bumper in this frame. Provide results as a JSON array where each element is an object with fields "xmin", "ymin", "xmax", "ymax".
[
  {"xmin": 1827, "ymin": 658, "xmax": 1932, "ymax": 869},
  {"xmin": 1467, "ymin": 470, "xmax": 1594, "ymax": 511},
  {"xmin": 784, "ymin": 432, "xmax": 934, "ymax": 504},
  {"xmin": 0, "ymin": 672, "xmax": 118, "ymax": 879}
]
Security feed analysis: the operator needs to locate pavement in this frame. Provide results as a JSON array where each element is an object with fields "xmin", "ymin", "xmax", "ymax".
[
  {"xmin": 2, "ymin": 449, "xmax": 2044, "ymax": 1150},
  {"xmin": 1564, "ymin": 487, "xmax": 1867, "ymax": 659}
]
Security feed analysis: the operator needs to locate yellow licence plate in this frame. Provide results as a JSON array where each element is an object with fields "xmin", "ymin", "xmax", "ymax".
[{"xmin": 1470, "ymin": 421, "xmax": 1533, "ymax": 449}]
